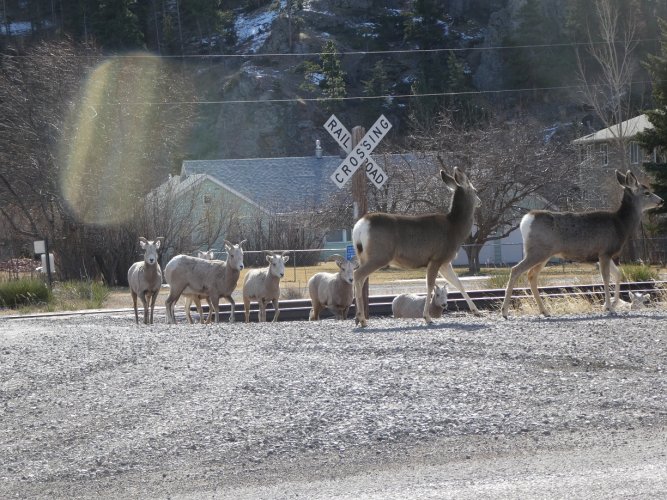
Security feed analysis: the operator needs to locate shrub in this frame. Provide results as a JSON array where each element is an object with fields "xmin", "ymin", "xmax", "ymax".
[
  {"xmin": 0, "ymin": 278, "xmax": 51, "ymax": 308},
  {"xmin": 56, "ymin": 281, "xmax": 110, "ymax": 309},
  {"xmin": 486, "ymin": 269, "xmax": 510, "ymax": 289},
  {"xmin": 621, "ymin": 264, "xmax": 659, "ymax": 282}
]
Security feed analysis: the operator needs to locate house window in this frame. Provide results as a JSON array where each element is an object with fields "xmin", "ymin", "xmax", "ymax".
[
  {"xmin": 203, "ymin": 194, "xmax": 212, "ymax": 204},
  {"xmin": 629, "ymin": 142, "xmax": 641, "ymax": 164},
  {"xmin": 599, "ymin": 143, "xmax": 608, "ymax": 166},
  {"xmin": 325, "ymin": 229, "xmax": 347, "ymax": 242}
]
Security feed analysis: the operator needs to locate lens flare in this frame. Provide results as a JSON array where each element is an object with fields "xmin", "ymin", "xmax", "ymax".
[{"xmin": 60, "ymin": 53, "xmax": 168, "ymax": 225}]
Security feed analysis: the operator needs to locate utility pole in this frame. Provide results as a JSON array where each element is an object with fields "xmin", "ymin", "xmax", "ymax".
[{"xmin": 351, "ymin": 126, "xmax": 369, "ymax": 319}]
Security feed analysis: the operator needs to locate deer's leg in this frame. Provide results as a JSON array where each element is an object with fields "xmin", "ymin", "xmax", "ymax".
[
  {"xmin": 502, "ymin": 256, "xmax": 545, "ymax": 318},
  {"xmin": 609, "ymin": 260, "xmax": 623, "ymax": 306},
  {"xmin": 527, "ymin": 260, "xmax": 549, "ymax": 316},
  {"xmin": 423, "ymin": 263, "xmax": 440, "ymax": 324},
  {"xmin": 353, "ymin": 261, "xmax": 378, "ymax": 327},
  {"xmin": 598, "ymin": 256, "xmax": 614, "ymax": 313},
  {"xmin": 439, "ymin": 262, "xmax": 480, "ymax": 316}
]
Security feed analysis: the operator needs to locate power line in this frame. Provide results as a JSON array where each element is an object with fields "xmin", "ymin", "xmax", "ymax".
[
  {"xmin": 3, "ymin": 38, "xmax": 660, "ymax": 60},
  {"xmin": 99, "ymin": 80, "xmax": 654, "ymax": 106}
]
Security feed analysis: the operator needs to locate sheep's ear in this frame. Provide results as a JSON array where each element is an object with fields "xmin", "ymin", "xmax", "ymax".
[
  {"xmin": 223, "ymin": 240, "xmax": 232, "ymax": 249},
  {"xmin": 155, "ymin": 237, "xmax": 164, "ymax": 249},
  {"xmin": 283, "ymin": 255, "xmax": 290, "ymax": 264},
  {"xmin": 351, "ymin": 257, "xmax": 360, "ymax": 269},
  {"xmin": 239, "ymin": 239, "xmax": 247, "ymax": 247},
  {"xmin": 266, "ymin": 254, "xmax": 272, "ymax": 263},
  {"xmin": 139, "ymin": 237, "xmax": 148, "ymax": 248}
]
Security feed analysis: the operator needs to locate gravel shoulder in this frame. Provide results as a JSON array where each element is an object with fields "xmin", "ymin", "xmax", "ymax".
[{"xmin": 1, "ymin": 310, "xmax": 666, "ymax": 499}]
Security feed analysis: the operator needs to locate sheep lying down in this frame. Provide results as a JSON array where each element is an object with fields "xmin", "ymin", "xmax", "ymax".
[{"xmin": 392, "ymin": 284, "xmax": 448, "ymax": 319}]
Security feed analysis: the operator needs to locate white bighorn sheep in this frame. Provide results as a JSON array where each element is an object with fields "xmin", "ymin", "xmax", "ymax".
[
  {"xmin": 128, "ymin": 236, "xmax": 164, "ymax": 324},
  {"xmin": 352, "ymin": 168, "xmax": 481, "ymax": 327},
  {"xmin": 307, "ymin": 254, "xmax": 359, "ymax": 320},
  {"xmin": 392, "ymin": 284, "xmax": 448, "ymax": 319},
  {"xmin": 243, "ymin": 251, "xmax": 289, "ymax": 322},
  {"xmin": 501, "ymin": 170, "xmax": 663, "ymax": 318},
  {"xmin": 183, "ymin": 250, "xmax": 215, "ymax": 324},
  {"xmin": 164, "ymin": 240, "xmax": 246, "ymax": 324}
]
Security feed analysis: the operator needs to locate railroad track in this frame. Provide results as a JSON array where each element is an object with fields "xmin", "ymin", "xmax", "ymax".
[
  {"xmin": 202, "ymin": 280, "xmax": 666, "ymax": 322},
  {"xmin": 3, "ymin": 281, "xmax": 663, "ymax": 322}
]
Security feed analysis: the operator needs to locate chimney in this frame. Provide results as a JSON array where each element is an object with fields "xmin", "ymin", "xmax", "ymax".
[{"xmin": 315, "ymin": 139, "xmax": 322, "ymax": 159}]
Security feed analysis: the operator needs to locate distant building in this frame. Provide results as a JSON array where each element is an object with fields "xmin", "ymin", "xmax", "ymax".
[
  {"xmin": 572, "ymin": 114, "xmax": 657, "ymax": 209},
  {"xmin": 154, "ymin": 148, "xmax": 553, "ymax": 266}
]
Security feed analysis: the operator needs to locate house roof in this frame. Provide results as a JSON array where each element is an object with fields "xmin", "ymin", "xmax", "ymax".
[
  {"xmin": 180, "ymin": 153, "xmax": 440, "ymax": 212},
  {"xmin": 572, "ymin": 114, "xmax": 652, "ymax": 145}
]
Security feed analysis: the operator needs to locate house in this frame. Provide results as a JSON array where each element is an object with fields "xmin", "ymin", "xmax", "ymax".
[
  {"xmin": 157, "ymin": 147, "xmax": 557, "ymax": 267},
  {"xmin": 572, "ymin": 114, "xmax": 656, "ymax": 209}
]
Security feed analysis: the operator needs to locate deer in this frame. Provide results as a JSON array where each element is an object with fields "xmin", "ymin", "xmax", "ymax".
[
  {"xmin": 501, "ymin": 170, "xmax": 663, "ymax": 318},
  {"xmin": 352, "ymin": 167, "xmax": 482, "ymax": 327}
]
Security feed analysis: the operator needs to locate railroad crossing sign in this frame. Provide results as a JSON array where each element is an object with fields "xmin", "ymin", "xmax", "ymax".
[{"xmin": 324, "ymin": 114, "xmax": 392, "ymax": 189}]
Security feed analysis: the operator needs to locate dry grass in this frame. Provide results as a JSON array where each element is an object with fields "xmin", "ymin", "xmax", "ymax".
[{"xmin": 4, "ymin": 262, "xmax": 666, "ymax": 315}]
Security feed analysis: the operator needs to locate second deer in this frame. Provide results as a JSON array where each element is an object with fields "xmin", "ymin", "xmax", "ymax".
[{"xmin": 501, "ymin": 170, "xmax": 663, "ymax": 318}]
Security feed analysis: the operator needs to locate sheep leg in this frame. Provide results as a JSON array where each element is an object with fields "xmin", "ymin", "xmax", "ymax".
[
  {"xmin": 209, "ymin": 294, "xmax": 220, "ymax": 323},
  {"xmin": 527, "ymin": 260, "xmax": 549, "ymax": 316},
  {"xmin": 243, "ymin": 297, "xmax": 251, "ymax": 323},
  {"xmin": 271, "ymin": 298, "xmax": 280, "ymax": 322},
  {"xmin": 224, "ymin": 295, "xmax": 236, "ymax": 323},
  {"xmin": 165, "ymin": 285, "xmax": 186, "ymax": 324},
  {"xmin": 439, "ymin": 262, "xmax": 480, "ymax": 316},
  {"xmin": 139, "ymin": 291, "xmax": 150, "ymax": 325},
  {"xmin": 149, "ymin": 290, "xmax": 158, "ymax": 324},
  {"xmin": 131, "ymin": 291, "xmax": 139, "ymax": 324},
  {"xmin": 258, "ymin": 299, "xmax": 267, "ymax": 322},
  {"xmin": 309, "ymin": 300, "xmax": 322, "ymax": 321}
]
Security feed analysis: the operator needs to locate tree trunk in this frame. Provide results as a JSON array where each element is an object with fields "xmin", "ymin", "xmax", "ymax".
[{"xmin": 464, "ymin": 244, "xmax": 482, "ymax": 274}]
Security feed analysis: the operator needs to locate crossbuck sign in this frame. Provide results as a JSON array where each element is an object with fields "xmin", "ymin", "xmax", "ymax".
[{"xmin": 324, "ymin": 114, "xmax": 392, "ymax": 189}]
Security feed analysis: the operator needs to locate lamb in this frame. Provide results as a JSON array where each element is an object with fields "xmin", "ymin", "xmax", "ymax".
[
  {"xmin": 243, "ymin": 251, "xmax": 290, "ymax": 322},
  {"xmin": 308, "ymin": 254, "xmax": 359, "ymax": 320},
  {"xmin": 501, "ymin": 170, "xmax": 663, "ymax": 318},
  {"xmin": 630, "ymin": 291, "xmax": 651, "ymax": 310},
  {"xmin": 164, "ymin": 240, "xmax": 246, "ymax": 324},
  {"xmin": 183, "ymin": 250, "xmax": 215, "ymax": 324},
  {"xmin": 392, "ymin": 284, "xmax": 448, "ymax": 319},
  {"xmin": 128, "ymin": 236, "xmax": 164, "ymax": 324}
]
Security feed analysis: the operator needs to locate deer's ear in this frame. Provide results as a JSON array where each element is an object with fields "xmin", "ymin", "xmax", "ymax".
[
  {"xmin": 440, "ymin": 170, "xmax": 457, "ymax": 191},
  {"xmin": 625, "ymin": 171, "xmax": 639, "ymax": 188},
  {"xmin": 453, "ymin": 167, "xmax": 468, "ymax": 186},
  {"xmin": 615, "ymin": 170, "xmax": 627, "ymax": 186}
]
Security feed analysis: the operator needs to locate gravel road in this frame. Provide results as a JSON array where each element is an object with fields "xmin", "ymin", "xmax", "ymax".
[{"xmin": 1, "ymin": 309, "xmax": 666, "ymax": 499}]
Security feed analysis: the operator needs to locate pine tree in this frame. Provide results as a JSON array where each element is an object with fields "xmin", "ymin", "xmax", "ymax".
[
  {"xmin": 635, "ymin": 18, "xmax": 667, "ymax": 229},
  {"xmin": 92, "ymin": 0, "xmax": 144, "ymax": 50}
]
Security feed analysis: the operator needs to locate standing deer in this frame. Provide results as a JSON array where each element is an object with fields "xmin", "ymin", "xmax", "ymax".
[
  {"xmin": 352, "ymin": 167, "xmax": 481, "ymax": 327},
  {"xmin": 501, "ymin": 170, "xmax": 663, "ymax": 318}
]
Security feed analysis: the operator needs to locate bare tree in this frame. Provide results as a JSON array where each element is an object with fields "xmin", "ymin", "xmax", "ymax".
[
  {"xmin": 408, "ymin": 112, "xmax": 578, "ymax": 273},
  {"xmin": 576, "ymin": 0, "xmax": 640, "ymax": 171}
]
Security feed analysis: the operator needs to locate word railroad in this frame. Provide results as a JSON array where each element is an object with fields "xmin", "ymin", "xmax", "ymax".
[{"xmin": 324, "ymin": 114, "xmax": 392, "ymax": 189}]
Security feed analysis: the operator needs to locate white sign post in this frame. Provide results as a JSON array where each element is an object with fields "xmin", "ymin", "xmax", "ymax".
[{"xmin": 325, "ymin": 114, "xmax": 392, "ymax": 189}]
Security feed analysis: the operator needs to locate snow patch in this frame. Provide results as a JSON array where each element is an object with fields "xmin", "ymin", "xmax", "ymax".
[{"xmin": 235, "ymin": 1, "xmax": 285, "ymax": 54}]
